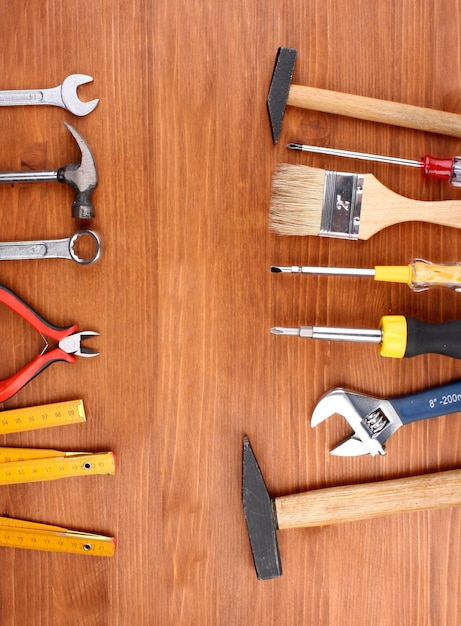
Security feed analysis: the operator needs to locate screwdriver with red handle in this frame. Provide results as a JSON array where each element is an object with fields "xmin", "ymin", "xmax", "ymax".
[{"xmin": 287, "ymin": 143, "xmax": 461, "ymax": 187}]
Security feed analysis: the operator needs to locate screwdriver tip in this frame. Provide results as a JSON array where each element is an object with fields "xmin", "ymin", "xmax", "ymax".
[
  {"xmin": 287, "ymin": 143, "xmax": 302, "ymax": 150},
  {"xmin": 270, "ymin": 266, "xmax": 282, "ymax": 273}
]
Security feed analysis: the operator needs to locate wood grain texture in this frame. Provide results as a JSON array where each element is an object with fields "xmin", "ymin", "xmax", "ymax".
[
  {"xmin": 276, "ymin": 469, "xmax": 461, "ymax": 528},
  {"xmin": 287, "ymin": 84, "xmax": 461, "ymax": 137},
  {"xmin": 0, "ymin": 0, "xmax": 460, "ymax": 624}
]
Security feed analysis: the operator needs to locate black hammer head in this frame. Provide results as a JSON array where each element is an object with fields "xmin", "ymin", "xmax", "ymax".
[
  {"xmin": 267, "ymin": 47, "xmax": 298, "ymax": 144},
  {"xmin": 242, "ymin": 437, "xmax": 282, "ymax": 580},
  {"xmin": 58, "ymin": 122, "xmax": 98, "ymax": 219}
]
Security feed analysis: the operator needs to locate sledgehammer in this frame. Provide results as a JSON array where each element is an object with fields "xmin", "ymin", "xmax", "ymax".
[
  {"xmin": 242, "ymin": 436, "xmax": 461, "ymax": 580},
  {"xmin": 268, "ymin": 47, "xmax": 461, "ymax": 143}
]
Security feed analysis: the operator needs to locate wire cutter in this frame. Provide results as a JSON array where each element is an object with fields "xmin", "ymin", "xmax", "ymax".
[{"xmin": 0, "ymin": 285, "xmax": 98, "ymax": 402}]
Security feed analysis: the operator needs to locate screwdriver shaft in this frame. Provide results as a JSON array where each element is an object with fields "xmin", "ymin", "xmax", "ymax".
[
  {"xmin": 271, "ymin": 265, "xmax": 376, "ymax": 277},
  {"xmin": 287, "ymin": 143, "xmax": 423, "ymax": 168},
  {"xmin": 271, "ymin": 326, "xmax": 383, "ymax": 343}
]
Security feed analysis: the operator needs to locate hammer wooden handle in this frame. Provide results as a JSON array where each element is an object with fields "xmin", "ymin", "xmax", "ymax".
[
  {"xmin": 275, "ymin": 469, "xmax": 461, "ymax": 529},
  {"xmin": 288, "ymin": 84, "xmax": 461, "ymax": 138}
]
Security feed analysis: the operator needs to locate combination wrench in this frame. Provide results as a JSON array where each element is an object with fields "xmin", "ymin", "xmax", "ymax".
[
  {"xmin": 0, "ymin": 230, "xmax": 101, "ymax": 265},
  {"xmin": 0, "ymin": 75, "xmax": 99, "ymax": 117}
]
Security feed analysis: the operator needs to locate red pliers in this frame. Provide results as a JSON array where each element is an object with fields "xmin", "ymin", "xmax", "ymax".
[{"xmin": 0, "ymin": 285, "xmax": 99, "ymax": 402}]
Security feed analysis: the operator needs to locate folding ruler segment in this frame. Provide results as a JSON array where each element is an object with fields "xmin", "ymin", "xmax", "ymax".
[
  {"xmin": 0, "ymin": 516, "xmax": 115, "ymax": 556},
  {"xmin": 0, "ymin": 450, "xmax": 115, "ymax": 485},
  {"xmin": 0, "ymin": 399, "xmax": 85, "ymax": 434}
]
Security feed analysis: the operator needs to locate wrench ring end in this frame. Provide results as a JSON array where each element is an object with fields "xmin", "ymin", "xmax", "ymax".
[{"xmin": 69, "ymin": 230, "xmax": 101, "ymax": 265}]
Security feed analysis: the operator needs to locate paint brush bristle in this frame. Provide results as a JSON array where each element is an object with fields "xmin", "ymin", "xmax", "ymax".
[{"xmin": 269, "ymin": 164, "xmax": 325, "ymax": 235}]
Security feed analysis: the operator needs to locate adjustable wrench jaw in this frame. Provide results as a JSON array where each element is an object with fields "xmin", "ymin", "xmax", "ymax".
[{"xmin": 311, "ymin": 389, "xmax": 403, "ymax": 456}]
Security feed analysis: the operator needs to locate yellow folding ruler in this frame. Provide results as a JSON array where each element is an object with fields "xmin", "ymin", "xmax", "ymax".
[
  {"xmin": 0, "ymin": 448, "xmax": 115, "ymax": 485},
  {"xmin": 0, "ymin": 399, "xmax": 86, "ymax": 434},
  {"xmin": 0, "ymin": 516, "xmax": 116, "ymax": 556}
]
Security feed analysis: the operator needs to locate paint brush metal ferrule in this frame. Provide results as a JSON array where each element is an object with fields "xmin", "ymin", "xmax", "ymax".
[{"xmin": 320, "ymin": 171, "xmax": 364, "ymax": 239}]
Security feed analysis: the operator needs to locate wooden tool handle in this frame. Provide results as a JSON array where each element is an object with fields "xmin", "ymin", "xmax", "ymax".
[
  {"xmin": 359, "ymin": 173, "xmax": 461, "ymax": 239},
  {"xmin": 288, "ymin": 84, "xmax": 461, "ymax": 138},
  {"xmin": 275, "ymin": 469, "xmax": 461, "ymax": 530}
]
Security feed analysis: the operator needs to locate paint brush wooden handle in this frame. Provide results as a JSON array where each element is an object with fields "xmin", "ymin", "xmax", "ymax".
[
  {"xmin": 361, "ymin": 174, "xmax": 461, "ymax": 239},
  {"xmin": 288, "ymin": 84, "xmax": 461, "ymax": 138},
  {"xmin": 275, "ymin": 469, "xmax": 461, "ymax": 529}
]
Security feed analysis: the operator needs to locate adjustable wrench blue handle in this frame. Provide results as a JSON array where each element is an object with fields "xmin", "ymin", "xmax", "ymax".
[{"xmin": 389, "ymin": 380, "xmax": 461, "ymax": 424}]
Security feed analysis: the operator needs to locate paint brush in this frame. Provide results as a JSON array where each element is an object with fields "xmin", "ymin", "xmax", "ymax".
[{"xmin": 269, "ymin": 164, "xmax": 461, "ymax": 240}]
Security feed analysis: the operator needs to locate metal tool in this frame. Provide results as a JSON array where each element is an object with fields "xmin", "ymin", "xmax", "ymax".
[
  {"xmin": 0, "ymin": 122, "xmax": 98, "ymax": 219},
  {"xmin": 288, "ymin": 142, "xmax": 461, "ymax": 187},
  {"xmin": 271, "ymin": 315, "xmax": 461, "ymax": 360},
  {"xmin": 0, "ymin": 399, "xmax": 85, "ymax": 434},
  {"xmin": 312, "ymin": 382, "xmax": 461, "ymax": 456},
  {"xmin": 0, "ymin": 516, "xmax": 115, "ymax": 556},
  {"xmin": 268, "ymin": 47, "xmax": 461, "ymax": 143},
  {"xmin": 0, "ymin": 284, "xmax": 98, "ymax": 402},
  {"xmin": 0, "ymin": 74, "xmax": 98, "ymax": 116},
  {"xmin": 0, "ymin": 230, "xmax": 101, "ymax": 265},
  {"xmin": 242, "ymin": 437, "xmax": 461, "ymax": 579},
  {"xmin": 0, "ymin": 448, "xmax": 115, "ymax": 485},
  {"xmin": 271, "ymin": 259, "xmax": 461, "ymax": 291}
]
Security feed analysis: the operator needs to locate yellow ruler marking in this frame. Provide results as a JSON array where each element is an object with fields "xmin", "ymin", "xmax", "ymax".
[
  {"xmin": 0, "ymin": 448, "xmax": 66, "ymax": 462},
  {"xmin": 0, "ymin": 451, "xmax": 115, "ymax": 485},
  {"xmin": 0, "ymin": 516, "xmax": 63, "ymax": 532},
  {"xmin": 0, "ymin": 400, "xmax": 85, "ymax": 434},
  {"xmin": 0, "ymin": 518, "xmax": 115, "ymax": 556}
]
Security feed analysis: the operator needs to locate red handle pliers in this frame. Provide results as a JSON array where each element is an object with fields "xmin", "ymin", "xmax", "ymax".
[{"xmin": 0, "ymin": 285, "xmax": 99, "ymax": 402}]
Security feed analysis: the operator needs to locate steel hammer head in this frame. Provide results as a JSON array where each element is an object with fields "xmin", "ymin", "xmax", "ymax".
[
  {"xmin": 58, "ymin": 122, "xmax": 98, "ymax": 219},
  {"xmin": 267, "ymin": 47, "xmax": 298, "ymax": 143},
  {"xmin": 242, "ymin": 437, "xmax": 282, "ymax": 580}
]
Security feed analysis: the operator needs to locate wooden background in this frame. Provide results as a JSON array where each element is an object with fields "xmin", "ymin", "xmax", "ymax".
[{"xmin": 0, "ymin": 1, "xmax": 460, "ymax": 624}]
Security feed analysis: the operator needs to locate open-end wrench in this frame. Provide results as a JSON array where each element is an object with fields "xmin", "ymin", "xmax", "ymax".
[
  {"xmin": 311, "ymin": 381, "xmax": 461, "ymax": 456},
  {"xmin": 0, "ymin": 75, "xmax": 99, "ymax": 116},
  {"xmin": 0, "ymin": 230, "xmax": 100, "ymax": 265}
]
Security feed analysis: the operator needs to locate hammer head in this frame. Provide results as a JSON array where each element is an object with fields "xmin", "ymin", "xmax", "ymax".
[
  {"xmin": 267, "ymin": 47, "xmax": 298, "ymax": 144},
  {"xmin": 242, "ymin": 437, "xmax": 282, "ymax": 580},
  {"xmin": 58, "ymin": 122, "xmax": 98, "ymax": 219}
]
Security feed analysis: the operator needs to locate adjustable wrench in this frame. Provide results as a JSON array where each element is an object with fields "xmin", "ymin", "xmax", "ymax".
[
  {"xmin": 0, "ymin": 75, "xmax": 99, "ymax": 116},
  {"xmin": 311, "ymin": 381, "xmax": 461, "ymax": 456},
  {"xmin": 0, "ymin": 230, "xmax": 100, "ymax": 265}
]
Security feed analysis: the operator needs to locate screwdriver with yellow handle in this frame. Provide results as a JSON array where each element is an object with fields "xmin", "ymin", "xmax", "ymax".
[
  {"xmin": 271, "ymin": 260, "xmax": 461, "ymax": 292},
  {"xmin": 271, "ymin": 316, "xmax": 461, "ymax": 359}
]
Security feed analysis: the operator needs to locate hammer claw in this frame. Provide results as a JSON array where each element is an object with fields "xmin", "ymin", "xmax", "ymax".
[{"xmin": 60, "ymin": 123, "xmax": 98, "ymax": 219}]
